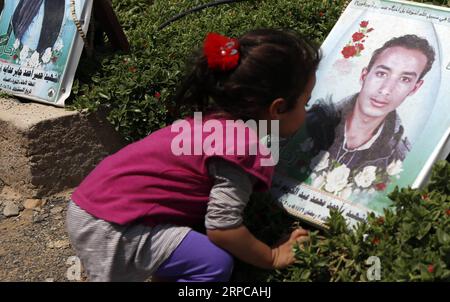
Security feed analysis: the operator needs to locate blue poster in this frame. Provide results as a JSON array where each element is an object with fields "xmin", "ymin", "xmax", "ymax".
[{"xmin": 0, "ymin": 0, "xmax": 93, "ymax": 106}]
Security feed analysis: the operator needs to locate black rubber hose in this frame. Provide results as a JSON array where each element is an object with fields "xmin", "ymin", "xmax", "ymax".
[{"xmin": 158, "ymin": 0, "xmax": 246, "ymax": 30}]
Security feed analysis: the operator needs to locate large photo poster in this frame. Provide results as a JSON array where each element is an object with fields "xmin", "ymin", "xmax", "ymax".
[
  {"xmin": 272, "ymin": 0, "xmax": 450, "ymax": 228},
  {"xmin": 0, "ymin": 0, "xmax": 93, "ymax": 106}
]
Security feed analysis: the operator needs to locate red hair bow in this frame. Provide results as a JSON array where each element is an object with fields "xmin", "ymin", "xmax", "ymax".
[{"xmin": 203, "ymin": 32, "xmax": 240, "ymax": 71}]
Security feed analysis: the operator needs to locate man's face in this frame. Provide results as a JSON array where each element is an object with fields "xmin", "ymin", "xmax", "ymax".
[{"xmin": 356, "ymin": 46, "xmax": 428, "ymax": 119}]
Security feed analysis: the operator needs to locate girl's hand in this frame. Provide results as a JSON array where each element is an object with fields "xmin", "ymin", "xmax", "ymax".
[{"xmin": 271, "ymin": 228, "xmax": 309, "ymax": 269}]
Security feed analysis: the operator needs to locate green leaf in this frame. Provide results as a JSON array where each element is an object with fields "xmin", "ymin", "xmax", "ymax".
[{"xmin": 436, "ymin": 228, "xmax": 450, "ymax": 244}]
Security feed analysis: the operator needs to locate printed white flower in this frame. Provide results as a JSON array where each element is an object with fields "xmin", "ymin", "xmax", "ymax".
[
  {"xmin": 27, "ymin": 51, "xmax": 40, "ymax": 68},
  {"xmin": 338, "ymin": 185, "xmax": 353, "ymax": 199},
  {"xmin": 387, "ymin": 160, "xmax": 403, "ymax": 176},
  {"xmin": 19, "ymin": 45, "xmax": 30, "ymax": 61},
  {"xmin": 311, "ymin": 173, "xmax": 325, "ymax": 189},
  {"xmin": 354, "ymin": 166, "xmax": 377, "ymax": 188},
  {"xmin": 13, "ymin": 39, "xmax": 20, "ymax": 49},
  {"xmin": 324, "ymin": 165, "xmax": 350, "ymax": 194},
  {"xmin": 299, "ymin": 137, "xmax": 314, "ymax": 152},
  {"xmin": 309, "ymin": 150, "xmax": 330, "ymax": 173},
  {"xmin": 53, "ymin": 38, "xmax": 63, "ymax": 52},
  {"xmin": 42, "ymin": 47, "xmax": 52, "ymax": 64}
]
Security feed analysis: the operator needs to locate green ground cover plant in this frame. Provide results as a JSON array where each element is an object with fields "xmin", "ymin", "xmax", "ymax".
[{"xmin": 69, "ymin": 0, "xmax": 449, "ymax": 281}]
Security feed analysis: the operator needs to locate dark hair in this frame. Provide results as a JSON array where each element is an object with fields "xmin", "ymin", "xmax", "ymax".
[
  {"xmin": 173, "ymin": 28, "xmax": 321, "ymax": 120},
  {"xmin": 367, "ymin": 34, "xmax": 435, "ymax": 80}
]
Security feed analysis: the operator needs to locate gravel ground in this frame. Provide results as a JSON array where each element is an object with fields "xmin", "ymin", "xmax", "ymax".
[
  {"xmin": 0, "ymin": 187, "xmax": 254, "ymax": 282},
  {"xmin": 0, "ymin": 189, "xmax": 87, "ymax": 282}
]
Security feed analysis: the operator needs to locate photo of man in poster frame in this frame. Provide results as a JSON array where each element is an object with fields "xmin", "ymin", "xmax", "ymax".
[
  {"xmin": 304, "ymin": 34, "xmax": 436, "ymax": 196},
  {"xmin": 272, "ymin": 0, "xmax": 450, "ymax": 228},
  {"xmin": 275, "ymin": 28, "xmax": 439, "ymax": 216},
  {"xmin": 0, "ymin": 0, "xmax": 90, "ymax": 106},
  {"xmin": 0, "ymin": 0, "xmax": 67, "ymax": 67}
]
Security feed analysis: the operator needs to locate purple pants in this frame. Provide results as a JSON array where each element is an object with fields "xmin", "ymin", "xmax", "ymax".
[{"xmin": 153, "ymin": 230, "xmax": 234, "ymax": 282}]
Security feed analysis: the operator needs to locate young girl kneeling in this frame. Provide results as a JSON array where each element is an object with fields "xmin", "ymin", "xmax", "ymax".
[{"xmin": 66, "ymin": 28, "xmax": 320, "ymax": 282}]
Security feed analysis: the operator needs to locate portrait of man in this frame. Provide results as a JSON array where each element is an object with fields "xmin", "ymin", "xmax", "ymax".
[
  {"xmin": 0, "ymin": 0, "xmax": 90, "ymax": 106},
  {"xmin": 10, "ymin": 0, "xmax": 65, "ymax": 55},
  {"xmin": 273, "ymin": 2, "xmax": 450, "ymax": 228},
  {"xmin": 306, "ymin": 35, "xmax": 436, "ymax": 178},
  {"xmin": 0, "ymin": 0, "xmax": 66, "ymax": 64}
]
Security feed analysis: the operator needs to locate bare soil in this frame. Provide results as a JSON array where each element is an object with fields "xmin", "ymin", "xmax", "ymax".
[{"xmin": 0, "ymin": 187, "xmax": 87, "ymax": 282}]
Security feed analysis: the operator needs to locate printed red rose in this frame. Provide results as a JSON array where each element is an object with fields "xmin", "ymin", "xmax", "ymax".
[
  {"xmin": 375, "ymin": 182, "xmax": 386, "ymax": 191},
  {"xmin": 319, "ymin": 12, "xmax": 324, "ymax": 17},
  {"xmin": 360, "ymin": 21, "xmax": 369, "ymax": 28},
  {"xmin": 352, "ymin": 32, "xmax": 365, "ymax": 42},
  {"xmin": 421, "ymin": 194, "xmax": 429, "ymax": 201},
  {"xmin": 371, "ymin": 237, "xmax": 380, "ymax": 245},
  {"xmin": 355, "ymin": 43, "xmax": 364, "ymax": 51},
  {"xmin": 154, "ymin": 92, "xmax": 161, "ymax": 99},
  {"xmin": 446, "ymin": 209, "xmax": 450, "ymax": 216},
  {"xmin": 377, "ymin": 217, "xmax": 385, "ymax": 225},
  {"xmin": 428, "ymin": 265, "xmax": 434, "ymax": 273},
  {"xmin": 342, "ymin": 45, "xmax": 357, "ymax": 58}
]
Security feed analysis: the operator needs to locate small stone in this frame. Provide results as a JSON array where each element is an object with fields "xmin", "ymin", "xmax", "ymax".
[
  {"xmin": 33, "ymin": 213, "xmax": 49, "ymax": 223},
  {"xmin": 48, "ymin": 240, "xmax": 70, "ymax": 249},
  {"xmin": 50, "ymin": 206, "xmax": 63, "ymax": 215},
  {"xmin": 21, "ymin": 209, "xmax": 35, "ymax": 222},
  {"xmin": 23, "ymin": 199, "xmax": 43, "ymax": 209},
  {"xmin": 3, "ymin": 201, "xmax": 20, "ymax": 217}
]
